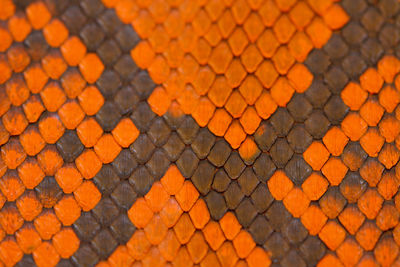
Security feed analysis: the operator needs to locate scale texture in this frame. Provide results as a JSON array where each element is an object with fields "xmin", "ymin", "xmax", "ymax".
[{"xmin": 0, "ymin": 0, "xmax": 400, "ymax": 266}]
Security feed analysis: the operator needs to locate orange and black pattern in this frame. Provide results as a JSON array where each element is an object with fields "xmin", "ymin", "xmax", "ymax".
[{"xmin": 1, "ymin": 0, "xmax": 400, "ymax": 266}]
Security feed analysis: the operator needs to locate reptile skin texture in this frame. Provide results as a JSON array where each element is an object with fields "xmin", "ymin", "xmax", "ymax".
[{"xmin": 1, "ymin": 0, "xmax": 400, "ymax": 266}]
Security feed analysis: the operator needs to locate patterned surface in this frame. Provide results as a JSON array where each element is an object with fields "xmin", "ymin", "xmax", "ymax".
[{"xmin": 0, "ymin": 0, "xmax": 400, "ymax": 266}]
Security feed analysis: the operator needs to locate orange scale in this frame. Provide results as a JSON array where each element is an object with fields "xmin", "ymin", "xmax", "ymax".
[
  {"xmin": 232, "ymin": 230, "xmax": 256, "ymax": 259},
  {"xmin": 128, "ymin": 198, "xmax": 154, "ymax": 229},
  {"xmin": 75, "ymin": 149, "xmax": 102, "ymax": 179},
  {"xmin": 126, "ymin": 230, "xmax": 152, "ymax": 260},
  {"xmin": 54, "ymin": 195, "xmax": 81, "ymax": 226},
  {"xmin": 61, "ymin": 36, "xmax": 87, "ymax": 67},
  {"xmin": 283, "ymin": 187, "xmax": 310, "ymax": 218},
  {"xmin": 359, "ymin": 99, "xmax": 385, "ymax": 127},
  {"xmin": 255, "ymin": 91, "xmax": 278, "ymax": 120},
  {"xmin": 55, "ymin": 164, "xmax": 83, "ymax": 194},
  {"xmin": 204, "ymin": 24, "xmax": 222, "ymax": 47},
  {"xmin": 341, "ymin": 112, "xmax": 368, "ymax": 141},
  {"xmin": 2, "ymin": 106, "xmax": 28, "ymax": 136},
  {"xmin": 115, "ymin": 0, "xmax": 139, "ymax": 24},
  {"xmin": 61, "ymin": 69, "xmax": 87, "ymax": 99},
  {"xmin": 356, "ymin": 221, "xmax": 382, "ymax": 251},
  {"xmin": 238, "ymin": 137, "xmax": 260, "ymax": 164},
  {"xmin": 0, "ymin": 26, "xmax": 12, "ymax": 53},
  {"xmin": 377, "ymin": 171, "xmax": 399, "ymax": 200},
  {"xmin": 163, "ymin": 41, "xmax": 184, "ymax": 70},
  {"xmin": 33, "ymin": 241, "xmax": 60, "ymax": 267},
  {"xmin": 176, "ymin": 85, "xmax": 200, "ymax": 115},
  {"xmin": 192, "ymin": 97, "xmax": 215, "ymax": 127},
  {"xmin": 173, "ymin": 213, "xmax": 195, "ymax": 244},
  {"xmin": 164, "ymin": 9, "xmax": 185, "ymax": 39},
  {"xmin": 378, "ymin": 115, "xmax": 400, "ymax": 143},
  {"xmin": 228, "ymin": 28, "xmax": 250, "ymax": 57},
  {"xmin": 158, "ymin": 230, "xmax": 181, "ymax": 262},
  {"xmin": 305, "ymin": 17, "xmax": 332, "ymax": 49},
  {"xmin": 338, "ymin": 205, "xmax": 365, "ymax": 235},
  {"xmin": 19, "ymin": 125, "xmax": 45, "ymax": 156},
  {"xmin": 34, "ymin": 210, "xmax": 61, "ymax": 240},
  {"xmin": 303, "ymin": 141, "xmax": 330, "ymax": 171},
  {"xmin": 26, "ymin": 1, "xmax": 51, "ymax": 30},
  {"xmin": 15, "ymin": 224, "xmax": 42, "ymax": 254},
  {"xmin": 40, "ymin": 82, "xmax": 67, "ymax": 112},
  {"xmin": 0, "ymin": 121, "xmax": 9, "ymax": 147},
  {"xmin": 159, "ymin": 197, "xmax": 183, "ymax": 228},
  {"xmin": 16, "ymin": 191, "xmax": 43, "ymax": 222},
  {"xmin": 178, "ymin": 55, "xmax": 199, "ymax": 84},
  {"xmin": 287, "ymin": 63, "xmax": 313, "ymax": 93},
  {"xmin": 243, "ymin": 13, "xmax": 264, "ymax": 43},
  {"xmin": 374, "ymin": 236, "xmax": 399, "ymax": 267},
  {"xmin": 79, "ymin": 53, "xmax": 104, "ymax": 84},
  {"xmin": 160, "ymin": 165, "xmax": 184, "ymax": 195},
  {"xmin": 0, "ymin": 55, "xmax": 12, "ymax": 84},
  {"xmin": 0, "ymin": 238, "xmax": 23, "ymax": 267},
  {"xmin": 224, "ymin": 120, "xmax": 246, "ymax": 149},
  {"xmin": 148, "ymin": 87, "xmax": 171, "ymax": 116},
  {"xmin": 322, "ymin": 4, "xmax": 349, "ymax": 30},
  {"xmin": 300, "ymin": 205, "xmax": 327, "ymax": 235},
  {"xmin": 225, "ymin": 60, "xmax": 247, "ymax": 89},
  {"xmin": 289, "ymin": 2, "xmax": 314, "ymax": 30},
  {"xmin": 202, "ymin": 221, "xmax": 225, "ymax": 251},
  {"xmin": 208, "ymin": 76, "xmax": 232, "ymax": 108},
  {"xmin": 208, "ymin": 42, "xmax": 233, "ymax": 74},
  {"xmin": 273, "ymin": 14, "xmax": 296, "ymax": 44},
  {"xmin": 38, "ymin": 114, "xmax": 65, "ymax": 144},
  {"xmin": 188, "ymin": 199, "xmax": 210, "ymax": 230},
  {"xmin": 17, "ymin": 157, "xmax": 45, "ymax": 190},
  {"xmin": 186, "ymin": 231, "xmax": 209, "ymax": 264},
  {"xmin": 192, "ymin": 67, "xmax": 215, "ymax": 96},
  {"xmin": 336, "ymin": 237, "xmax": 363, "ymax": 267},
  {"xmin": 43, "ymin": 19, "xmax": 69, "ymax": 48},
  {"xmin": 78, "ymin": 86, "xmax": 104, "ymax": 116},
  {"xmin": 23, "ymin": 63, "xmax": 49, "ymax": 94},
  {"xmin": 94, "ymin": 134, "xmax": 122, "ymax": 164},
  {"xmin": 37, "ymin": 145, "xmax": 64, "ymax": 176},
  {"xmin": 73, "ymin": 180, "xmax": 101, "ymax": 211},
  {"xmin": 239, "ymin": 107, "xmax": 261, "ymax": 135},
  {"xmin": 191, "ymin": 38, "xmax": 212, "ymax": 66},
  {"xmin": 216, "ymin": 242, "xmax": 239, "ymax": 267},
  {"xmin": 246, "ymin": 247, "xmax": 271, "ymax": 267},
  {"xmin": 0, "ymin": 204, "xmax": 24, "ymax": 235},
  {"xmin": 0, "ymin": 171, "xmax": 25, "ymax": 202},
  {"xmin": 7, "ymin": 44, "xmax": 31, "ymax": 73},
  {"xmin": 52, "ymin": 228, "xmax": 80, "ymax": 258},
  {"xmin": 271, "ymin": 46, "xmax": 295, "ymax": 75},
  {"xmin": 5, "ymin": 75, "xmax": 30, "ymax": 107},
  {"xmin": 144, "ymin": 214, "xmax": 168, "ymax": 245},
  {"xmin": 360, "ymin": 68, "xmax": 384, "ymax": 94},
  {"xmin": 107, "ymin": 246, "xmax": 134, "ymax": 267},
  {"xmin": 240, "ymin": 44, "xmax": 263, "ymax": 74},
  {"xmin": 1, "ymin": 137, "xmax": 26, "ymax": 170},
  {"xmin": 378, "ymin": 55, "xmax": 400, "ymax": 83},
  {"xmin": 58, "ymin": 100, "xmax": 85, "ymax": 130},
  {"xmin": 318, "ymin": 220, "xmax": 346, "ymax": 251},
  {"xmin": 288, "ymin": 32, "xmax": 314, "ymax": 63},
  {"xmin": 378, "ymin": 143, "xmax": 400, "ymax": 169},
  {"xmin": 41, "ymin": 50, "xmax": 68, "ymax": 80},
  {"xmin": 379, "ymin": 85, "xmax": 400, "ymax": 113},
  {"xmin": 148, "ymin": 56, "xmax": 170, "ymax": 84},
  {"xmin": 270, "ymin": 77, "xmax": 295, "ymax": 107},
  {"xmin": 238, "ymin": 76, "xmax": 263, "ymax": 106},
  {"xmin": 301, "ymin": 172, "xmax": 329, "ymax": 201},
  {"xmin": 112, "ymin": 118, "xmax": 139, "ymax": 148}
]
